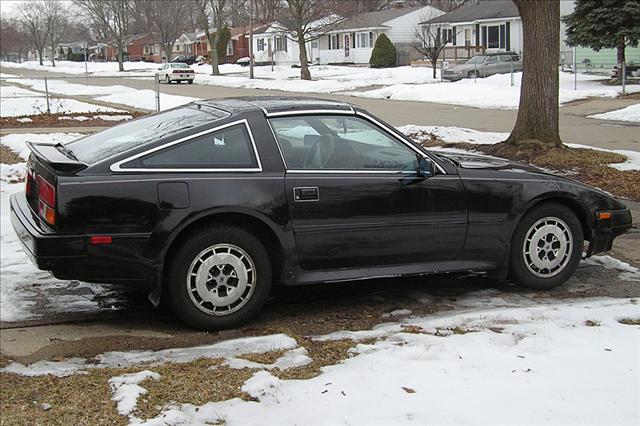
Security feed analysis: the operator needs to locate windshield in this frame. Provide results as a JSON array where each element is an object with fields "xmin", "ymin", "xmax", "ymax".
[
  {"xmin": 171, "ymin": 63, "xmax": 189, "ymax": 68},
  {"xmin": 466, "ymin": 56, "xmax": 486, "ymax": 64},
  {"xmin": 67, "ymin": 106, "xmax": 227, "ymax": 164}
]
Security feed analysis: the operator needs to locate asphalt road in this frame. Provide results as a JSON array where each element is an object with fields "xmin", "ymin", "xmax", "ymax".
[{"xmin": 3, "ymin": 65, "xmax": 639, "ymax": 151}]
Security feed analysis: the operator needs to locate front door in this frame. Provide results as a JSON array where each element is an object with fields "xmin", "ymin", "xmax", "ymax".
[{"xmin": 269, "ymin": 113, "xmax": 467, "ymax": 270}]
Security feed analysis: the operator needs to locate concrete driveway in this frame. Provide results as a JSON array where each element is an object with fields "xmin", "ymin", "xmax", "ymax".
[{"xmin": 3, "ymin": 66, "xmax": 638, "ymax": 151}]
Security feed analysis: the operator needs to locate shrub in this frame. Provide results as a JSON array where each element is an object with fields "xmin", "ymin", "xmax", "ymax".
[{"xmin": 369, "ymin": 33, "xmax": 396, "ymax": 68}]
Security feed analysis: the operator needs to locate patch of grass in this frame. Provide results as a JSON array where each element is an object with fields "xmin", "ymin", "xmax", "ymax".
[
  {"xmin": 236, "ymin": 349, "xmax": 287, "ymax": 365},
  {"xmin": 409, "ymin": 132, "xmax": 640, "ymax": 201},
  {"xmin": 585, "ymin": 320, "xmax": 600, "ymax": 327},
  {"xmin": 273, "ymin": 339, "xmax": 358, "ymax": 381},
  {"xmin": 618, "ymin": 318, "xmax": 640, "ymax": 325},
  {"xmin": 0, "ymin": 145, "xmax": 23, "ymax": 165},
  {"xmin": 0, "ymin": 370, "xmax": 125, "ymax": 426}
]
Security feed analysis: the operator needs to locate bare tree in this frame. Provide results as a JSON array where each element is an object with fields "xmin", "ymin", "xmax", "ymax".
[
  {"xmin": 504, "ymin": 0, "xmax": 561, "ymax": 148},
  {"xmin": 194, "ymin": 0, "xmax": 229, "ymax": 75},
  {"xmin": 413, "ymin": 18, "xmax": 457, "ymax": 79},
  {"xmin": 17, "ymin": 1, "xmax": 50, "ymax": 66},
  {"xmin": 275, "ymin": 0, "xmax": 345, "ymax": 80},
  {"xmin": 137, "ymin": 0, "xmax": 189, "ymax": 62},
  {"xmin": 254, "ymin": 0, "xmax": 281, "ymax": 23},
  {"xmin": 44, "ymin": 0, "xmax": 69, "ymax": 67},
  {"xmin": 0, "ymin": 17, "xmax": 31, "ymax": 62},
  {"xmin": 75, "ymin": 0, "xmax": 133, "ymax": 72}
]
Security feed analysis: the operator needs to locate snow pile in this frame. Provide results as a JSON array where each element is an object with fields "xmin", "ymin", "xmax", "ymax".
[
  {"xmin": 2, "ymin": 334, "xmax": 299, "ymax": 377},
  {"xmin": 399, "ymin": 124, "xmax": 640, "ymax": 171},
  {"xmin": 0, "ymin": 60, "xmax": 160, "ymax": 75},
  {"xmin": 0, "ymin": 132, "xmax": 80, "ymax": 161},
  {"xmin": 583, "ymin": 255, "xmax": 640, "ymax": 282},
  {"xmin": 109, "ymin": 370, "xmax": 160, "ymax": 418},
  {"xmin": 0, "ymin": 163, "xmax": 27, "ymax": 183},
  {"xmin": 224, "ymin": 347, "xmax": 312, "ymax": 371},
  {"xmin": 351, "ymin": 71, "xmax": 640, "ymax": 109},
  {"xmin": 589, "ymin": 103, "xmax": 640, "ymax": 123},
  {"xmin": 141, "ymin": 299, "xmax": 640, "ymax": 426},
  {"xmin": 96, "ymin": 91, "xmax": 195, "ymax": 111}
]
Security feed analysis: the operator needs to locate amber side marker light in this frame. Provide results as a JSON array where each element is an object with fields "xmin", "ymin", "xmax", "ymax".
[
  {"xmin": 90, "ymin": 236, "xmax": 113, "ymax": 245},
  {"xmin": 597, "ymin": 212, "xmax": 612, "ymax": 220}
]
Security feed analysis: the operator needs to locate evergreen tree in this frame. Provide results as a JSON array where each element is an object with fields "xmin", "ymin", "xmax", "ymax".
[
  {"xmin": 369, "ymin": 33, "xmax": 396, "ymax": 68},
  {"xmin": 563, "ymin": 0, "xmax": 640, "ymax": 68}
]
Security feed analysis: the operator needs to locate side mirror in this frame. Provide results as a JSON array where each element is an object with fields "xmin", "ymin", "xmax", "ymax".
[{"xmin": 417, "ymin": 156, "xmax": 434, "ymax": 178}]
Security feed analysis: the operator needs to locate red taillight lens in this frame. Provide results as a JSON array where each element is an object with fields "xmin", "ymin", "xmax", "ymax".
[{"xmin": 36, "ymin": 176, "xmax": 56, "ymax": 207}]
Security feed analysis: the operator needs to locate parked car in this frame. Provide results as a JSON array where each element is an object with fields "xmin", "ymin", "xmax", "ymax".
[
  {"xmin": 236, "ymin": 56, "xmax": 250, "ymax": 67},
  {"xmin": 171, "ymin": 55, "xmax": 197, "ymax": 65},
  {"xmin": 157, "ymin": 63, "xmax": 195, "ymax": 84},
  {"xmin": 611, "ymin": 63, "xmax": 640, "ymax": 80},
  {"xmin": 10, "ymin": 98, "xmax": 632, "ymax": 330},
  {"xmin": 443, "ymin": 52, "xmax": 523, "ymax": 81}
]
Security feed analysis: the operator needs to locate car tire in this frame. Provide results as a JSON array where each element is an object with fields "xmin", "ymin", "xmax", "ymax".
[
  {"xmin": 165, "ymin": 75, "xmax": 171, "ymax": 84},
  {"xmin": 468, "ymin": 71, "xmax": 479, "ymax": 78},
  {"xmin": 167, "ymin": 226, "xmax": 272, "ymax": 330},
  {"xmin": 509, "ymin": 203, "xmax": 584, "ymax": 290},
  {"xmin": 188, "ymin": 80, "xmax": 193, "ymax": 84}
]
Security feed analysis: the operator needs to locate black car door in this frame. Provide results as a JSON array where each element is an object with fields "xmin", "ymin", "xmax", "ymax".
[{"xmin": 269, "ymin": 113, "xmax": 467, "ymax": 270}]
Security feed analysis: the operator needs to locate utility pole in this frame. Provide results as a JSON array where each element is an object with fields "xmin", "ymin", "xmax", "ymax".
[{"xmin": 249, "ymin": 0, "xmax": 254, "ymax": 79}]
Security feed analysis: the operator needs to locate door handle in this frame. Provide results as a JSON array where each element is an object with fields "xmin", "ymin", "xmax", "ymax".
[{"xmin": 294, "ymin": 187, "xmax": 319, "ymax": 202}]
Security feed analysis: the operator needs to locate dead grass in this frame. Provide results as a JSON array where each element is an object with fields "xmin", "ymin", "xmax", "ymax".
[
  {"xmin": 236, "ymin": 349, "xmax": 287, "ymax": 365},
  {"xmin": 585, "ymin": 320, "xmax": 601, "ymax": 327},
  {"xmin": 0, "ymin": 145, "xmax": 23, "ymax": 165},
  {"xmin": 0, "ymin": 112, "xmax": 146, "ymax": 129},
  {"xmin": 618, "ymin": 318, "xmax": 640, "ymax": 325},
  {"xmin": 410, "ymin": 132, "xmax": 640, "ymax": 201}
]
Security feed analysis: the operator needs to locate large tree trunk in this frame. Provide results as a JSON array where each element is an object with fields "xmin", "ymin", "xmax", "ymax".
[
  {"xmin": 37, "ymin": 48, "xmax": 44, "ymax": 66},
  {"xmin": 297, "ymin": 31, "xmax": 311, "ymax": 80},
  {"xmin": 505, "ymin": 0, "xmax": 561, "ymax": 148},
  {"xmin": 616, "ymin": 36, "xmax": 625, "ymax": 84},
  {"xmin": 430, "ymin": 57, "xmax": 437, "ymax": 79},
  {"xmin": 117, "ymin": 45, "xmax": 124, "ymax": 72},
  {"xmin": 163, "ymin": 43, "xmax": 173, "ymax": 63},
  {"xmin": 210, "ymin": 32, "xmax": 220, "ymax": 75},
  {"xmin": 50, "ymin": 43, "xmax": 56, "ymax": 67}
]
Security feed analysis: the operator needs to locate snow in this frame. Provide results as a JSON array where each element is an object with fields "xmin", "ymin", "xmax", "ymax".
[
  {"xmin": 0, "ymin": 85, "xmax": 123, "ymax": 117},
  {"xmin": 1, "ymin": 60, "xmax": 160, "ymax": 76},
  {"xmin": 109, "ymin": 370, "xmax": 160, "ymax": 417},
  {"xmin": 0, "ymin": 132, "xmax": 80, "ymax": 160},
  {"xmin": 351, "ymin": 71, "xmax": 640, "ymax": 109},
  {"xmin": 382, "ymin": 309, "xmax": 413, "ymax": 318},
  {"xmin": 16, "ymin": 117, "xmax": 32, "ymax": 123},
  {"xmin": 399, "ymin": 124, "xmax": 640, "ymax": 171},
  {"xmin": 1, "ymin": 334, "xmax": 299, "ymax": 377},
  {"xmin": 96, "ymin": 91, "xmax": 195, "ymax": 111},
  {"xmin": 139, "ymin": 298, "xmax": 640, "ymax": 426},
  {"xmin": 589, "ymin": 103, "xmax": 640, "ymax": 123},
  {"xmin": 93, "ymin": 114, "xmax": 133, "ymax": 121},
  {"xmin": 582, "ymin": 255, "xmax": 640, "ymax": 282}
]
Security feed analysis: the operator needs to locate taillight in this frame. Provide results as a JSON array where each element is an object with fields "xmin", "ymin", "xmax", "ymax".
[
  {"xmin": 36, "ymin": 175, "xmax": 56, "ymax": 225},
  {"xmin": 37, "ymin": 176, "xmax": 56, "ymax": 206}
]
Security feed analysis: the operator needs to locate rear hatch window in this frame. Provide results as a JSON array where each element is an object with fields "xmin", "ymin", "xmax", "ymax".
[{"xmin": 65, "ymin": 105, "xmax": 228, "ymax": 164}]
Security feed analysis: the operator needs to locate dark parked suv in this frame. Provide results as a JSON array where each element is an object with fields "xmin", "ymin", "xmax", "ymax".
[{"xmin": 10, "ymin": 97, "xmax": 632, "ymax": 329}]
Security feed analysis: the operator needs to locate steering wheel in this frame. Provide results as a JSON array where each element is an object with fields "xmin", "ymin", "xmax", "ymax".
[{"xmin": 303, "ymin": 134, "xmax": 337, "ymax": 169}]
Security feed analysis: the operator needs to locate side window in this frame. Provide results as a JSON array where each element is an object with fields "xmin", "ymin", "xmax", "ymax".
[
  {"xmin": 270, "ymin": 115, "xmax": 418, "ymax": 171},
  {"xmin": 136, "ymin": 124, "xmax": 258, "ymax": 169},
  {"xmin": 499, "ymin": 55, "xmax": 512, "ymax": 62},
  {"xmin": 485, "ymin": 56, "xmax": 498, "ymax": 64}
]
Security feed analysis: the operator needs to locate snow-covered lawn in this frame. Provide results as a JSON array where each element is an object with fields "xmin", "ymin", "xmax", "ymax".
[
  {"xmin": 1, "ymin": 60, "xmax": 160, "ymax": 76},
  {"xmin": 3, "ymin": 297, "xmax": 639, "ymax": 425},
  {"xmin": 399, "ymin": 124, "xmax": 640, "ymax": 171},
  {"xmin": 350, "ymin": 72, "xmax": 640, "ymax": 109},
  {"xmin": 589, "ymin": 103, "xmax": 640, "ymax": 123},
  {"xmin": 0, "ymin": 85, "xmax": 123, "ymax": 117}
]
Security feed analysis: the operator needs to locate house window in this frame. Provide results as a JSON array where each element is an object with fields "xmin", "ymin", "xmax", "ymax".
[
  {"xmin": 226, "ymin": 41, "xmax": 233, "ymax": 56},
  {"xmin": 153, "ymin": 44, "xmax": 159, "ymax": 55},
  {"xmin": 275, "ymin": 36, "xmax": 287, "ymax": 52},
  {"xmin": 328, "ymin": 33, "xmax": 340, "ymax": 50},
  {"xmin": 441, "ymin": 28, "xmax": 454, "ymax": 44},
  {"xmin": 356, "ymin": 32, "xmax": 368, "ymax": 48},
  {"xmin": 257, "ymin": 38, "xmax": 265, "ymax": 51},
  {"xmin": 143, "ymin": 45, "xmax": 150, "ymax": 55},
  {"xmin": 482, "ymin": 24, "xmax": 506, "ymax": 49},
  {"xmin": 464, "ymin": 28, "xmax": 472, "ymax": 46}
]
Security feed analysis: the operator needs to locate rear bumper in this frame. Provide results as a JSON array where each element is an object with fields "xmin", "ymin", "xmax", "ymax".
[
  {"xmin": 588, "ymin": 207, "xmax": 633, "ymax": 255},
  {"xmin": 10, "ymin": 192, "xmax": 156, "ymax": 286},
  {"xmin": 10, "ymin": 192, "xmax": 85, "ymax": 270}
]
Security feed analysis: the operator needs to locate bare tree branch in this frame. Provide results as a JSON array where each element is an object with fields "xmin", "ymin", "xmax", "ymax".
[{"xmin": 17, "ymin": 1, "xmax": 50, "ymax": 66}]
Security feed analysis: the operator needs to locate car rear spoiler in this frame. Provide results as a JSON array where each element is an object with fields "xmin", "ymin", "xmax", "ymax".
[{"xmin": 26, "ymin": 142, "xmax": 88, "ymax": 174}]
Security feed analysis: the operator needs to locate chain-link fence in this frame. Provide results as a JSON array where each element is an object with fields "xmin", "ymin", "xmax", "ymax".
[{"xmin": 0, "ymin": 75, "xmax": 161, "ymax": 121}]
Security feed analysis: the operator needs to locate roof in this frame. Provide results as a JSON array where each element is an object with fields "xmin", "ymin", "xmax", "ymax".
[
  {"xmin": 331, "ymin": 5, "xmax": 427, "ymax": 31},
  {"xmin": 423, "ymin": 0, "xmax": 519, "ymax": 25},
  {"xmin": 195, "ymin": 97, "xmax": 353, "ymax": 115}
]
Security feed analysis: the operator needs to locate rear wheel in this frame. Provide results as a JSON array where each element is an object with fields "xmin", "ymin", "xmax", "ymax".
[
  {"xmin": 168, "ymin": 226, "xmax": 272, "ymax": 330},
  {"xmin": 509, "ymin": 203, "xmax": 584, "ymax": 290},
  {"xmin": 188, "ymin": 80, "xmax": 194, "ymax": 84},
  {"xmin": 165, "ymin": 75, "xmax": 171, "ymax": 84},
  {"xmin": 468, "ymin": 70, "xmax": 479, "ymax": 78}
]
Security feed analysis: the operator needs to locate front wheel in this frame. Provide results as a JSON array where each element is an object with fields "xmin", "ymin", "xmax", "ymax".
[
  {"xmin": 165, "ymin": 75, "xmax": 171, "ymax": 84},
  {"xmin": 167, "ymin": 226, "xmax": 272, "ymax": 330},
  {"xmin": 188, "ymin": 80, "xmax": 193, "ymax": 84},
  {"xmin": 509, "ymin": 203, "xmax": 584, "ymax": 290}
]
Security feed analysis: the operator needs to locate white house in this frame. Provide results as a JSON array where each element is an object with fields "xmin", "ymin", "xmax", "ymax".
[
  {"xmin": 250, "ymin": 23, "xmax": 315, "ymax": 66},
  {"xmin": 421, "ymin": 0, "xmax": 523, "ymax": 61},
  {"xmin": 317, "ymin": 5, "xmax": 444, "ymax": 65}
]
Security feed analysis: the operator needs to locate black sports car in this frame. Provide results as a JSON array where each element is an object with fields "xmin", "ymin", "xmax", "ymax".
[{"xmin": 10, "ymin": 97, "xmax": 632, "ymax": 329}]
